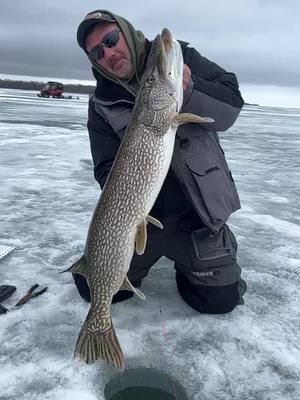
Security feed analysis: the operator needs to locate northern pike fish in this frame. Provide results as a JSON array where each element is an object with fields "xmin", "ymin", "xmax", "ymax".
[{"xmin": 65, "ymin": 28, "xmax": 213, "ymax": 370}]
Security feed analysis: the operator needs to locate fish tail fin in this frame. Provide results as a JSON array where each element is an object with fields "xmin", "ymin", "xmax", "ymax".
[{"xmin": 75, "ymin": 322, "xmax": 124, "ymax": 370}]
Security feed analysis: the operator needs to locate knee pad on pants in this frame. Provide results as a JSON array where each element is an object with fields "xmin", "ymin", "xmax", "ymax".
[{"xmin": 176, "ymin": 270, "xmax": 240, "ymax": 314}]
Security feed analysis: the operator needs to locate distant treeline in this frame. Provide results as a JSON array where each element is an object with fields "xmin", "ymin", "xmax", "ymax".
[{"xmin": 0, "ymin": 79, "xmax": 95, "ymax": 94}]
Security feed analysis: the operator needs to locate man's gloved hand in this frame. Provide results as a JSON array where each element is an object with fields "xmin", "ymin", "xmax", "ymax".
[{"xmin": 183, "ymin": 64, "xmax": 191, "ymax": 92}]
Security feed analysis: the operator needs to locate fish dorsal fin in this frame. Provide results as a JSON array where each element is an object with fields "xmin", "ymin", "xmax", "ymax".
[
  {"xmin": 120, "ymin": 276, "xmax": 145, "ymax": 300},
  {"xmin": 147, "ymin": 215, "xmax": 163, "ymax": 229},
  {"xmin": 174, "ymin": 113, "xmax": 215, "ymax": 125},
  {"xmin": 60, "ymin": 256, "xmax": 87, "ymax": 277},
  {"xmin": 135, "ymin": 219, "xmax": 147, "ymax": 255}
]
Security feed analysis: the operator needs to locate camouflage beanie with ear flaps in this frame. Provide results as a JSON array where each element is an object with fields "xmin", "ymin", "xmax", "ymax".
[{"xmin": 77, "ymin": 9, "xmax": 146, "ymax": 96}]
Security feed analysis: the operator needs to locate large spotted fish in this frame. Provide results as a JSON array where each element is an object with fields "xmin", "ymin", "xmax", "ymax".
[{"xmin": 64, "ymin": 28, "xmax": 213, "ymax": 369}]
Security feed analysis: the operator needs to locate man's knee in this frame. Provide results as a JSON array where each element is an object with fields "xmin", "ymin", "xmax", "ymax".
[
  {"xmin": 176, "ymin": 270, "xmax": 244, "ymax": 314},
  {"xmin": 173, "ymin": 223, "xmax": 247, "ymax": 314}
]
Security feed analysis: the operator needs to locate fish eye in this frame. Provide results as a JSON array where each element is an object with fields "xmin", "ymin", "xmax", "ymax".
[{"xmin": 147, "ymin": 76, "xmax": 155, "ymax": 84}]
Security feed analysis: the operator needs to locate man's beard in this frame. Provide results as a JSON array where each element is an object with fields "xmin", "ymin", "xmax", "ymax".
[{"xmin": 110, "ymin": 58, "xmax": 133, "ymax": 79}]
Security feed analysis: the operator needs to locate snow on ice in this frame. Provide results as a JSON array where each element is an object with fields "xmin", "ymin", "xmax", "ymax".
[{"xmin": 0, "ymin": 89, "xmax": 299, "ymax": 400}]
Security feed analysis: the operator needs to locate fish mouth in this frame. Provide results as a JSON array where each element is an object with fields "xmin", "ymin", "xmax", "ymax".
[
  {"xmin": 140, "ymin": 28, "xmax": 183, "ymax": 113},
  {"xmin": 161, "ymin": 28, "xmax": 172, "ymax": 55},
  {"xmin": 155, "ymin": 28, "xmax": 172, "ymax": 80},
  {"xmin": 146, "ymin": 27, "xmax": 181, "ymax": 83}
]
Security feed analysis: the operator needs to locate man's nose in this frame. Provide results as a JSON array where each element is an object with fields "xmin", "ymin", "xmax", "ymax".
[{"xmin": 102, "ymin": 46, "xmax": 116, "ymax": 59}]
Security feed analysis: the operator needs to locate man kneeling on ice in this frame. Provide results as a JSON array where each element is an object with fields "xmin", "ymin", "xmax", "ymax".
[{"xmin": 74, "ymin": 9, "xmax": 247, "ymax": 314}]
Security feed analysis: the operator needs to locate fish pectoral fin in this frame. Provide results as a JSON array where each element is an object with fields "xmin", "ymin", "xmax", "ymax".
[
  {"xmin": 147, "ymin": 215, "xmax": 163, "ymax": 229},
  {"xmin": 135, "ymin": 219, "xmax": 147, "ymax": 255},
  {"xmin": 120, "ymin": 276, "xmax": 146, "ymax": 300},
  {"xmin": 174, "ymin": 113, "xmax": 215, "ymax": 125},
  {"xmin": 59, "ymin": 256, "xmax": 87, "ymax": 277}
]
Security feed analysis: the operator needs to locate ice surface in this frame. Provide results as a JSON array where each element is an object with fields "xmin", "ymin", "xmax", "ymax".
[
  {"xmin": 239, "ymin": 84, "xmax": 300, "ymax": 109},
  {"xmin": 0, "ymin": 89, "xmax": 299, "ymax": 400}
]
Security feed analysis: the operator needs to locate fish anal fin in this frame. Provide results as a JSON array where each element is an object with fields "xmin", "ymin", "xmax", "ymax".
[
  {"xmin": 60, "ymin": 256, "xmax": 87, "ymax": 277},
  {"xmin": 120, "ymin": 275, "xmax": 145, "ymax": 300},
  {"xmin": 147, "ymin": 215, "xmax": 163, "ymax": 229},
  {"xmin": 174, "ymin": 113, "xmax": 215, "ymax": 125},
  {"xmin": 135, "ymin": 219, "xmax": 147, "ymax": 255}
]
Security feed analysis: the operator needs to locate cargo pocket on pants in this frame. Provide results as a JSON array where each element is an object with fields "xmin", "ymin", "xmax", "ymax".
[{"xmin": 187, "ymin": 225, "xmax": 241, "ymax": 286}]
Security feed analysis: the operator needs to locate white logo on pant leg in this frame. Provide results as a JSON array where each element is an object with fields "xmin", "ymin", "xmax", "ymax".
[{"xmin": 192, "ymin": 271, "xmax": 220, "ymax": 277}]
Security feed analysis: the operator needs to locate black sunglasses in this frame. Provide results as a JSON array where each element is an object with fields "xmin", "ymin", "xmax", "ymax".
[{"xmin": 88, "ymin": 29, "xmax": 121, "ymax": 62}]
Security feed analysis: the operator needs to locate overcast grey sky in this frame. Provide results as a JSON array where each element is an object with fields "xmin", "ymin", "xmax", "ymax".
[{"xmin": 0, "ymin": 0, "xmax": 299, "ymax": 88}]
